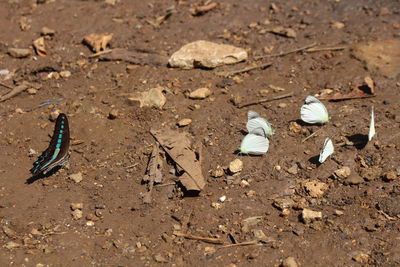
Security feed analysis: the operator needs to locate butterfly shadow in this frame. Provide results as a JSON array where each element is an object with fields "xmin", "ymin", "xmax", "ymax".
[
  {"xmin": 233, "ymin": 149, "xmax": 263, "ymax": 157},
  {"xmin": 346, "ymin": 134, "xmax": 368, "ymax": 150},
  {"xmin": 25, "ymin": 166, "xmax": 62, "ymax": 184},
  {"xmin": 293, "ymin": 119, "xmax": 324, "ymax": 127},
  {"xmin": 308, "ymin": 155, "xmax": 321, "ymax": 166}
]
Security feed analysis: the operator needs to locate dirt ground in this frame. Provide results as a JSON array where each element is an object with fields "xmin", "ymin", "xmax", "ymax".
[{"xmin": 1, "ymin": 0, "xmax": 400, "ymax": 266}]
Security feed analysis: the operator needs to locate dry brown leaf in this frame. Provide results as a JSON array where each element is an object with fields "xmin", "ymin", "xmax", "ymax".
[
  {"xmin": 150, "ymin": 128, "xmax": 206, "ymax": 191},
  {"xmin": 33, "ymin": 37, "xmax": 46, "ymax": 56},
  {"xmin": 83, "ymin": 33, "xmax": 113, "ymax": 53},
  {"xmin": 319, "ymin": 77, "xmax": 376, "ymax": 101}
]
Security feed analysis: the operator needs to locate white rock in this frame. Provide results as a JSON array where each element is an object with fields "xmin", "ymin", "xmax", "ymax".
[
  {"xmin": 229, "ymin": 159, "xmax": 243, "ymax": 173},
  {"xmin": 169, "ymin": 40, "xmax": 248, "ymax": 69},
  {"xmin": 127, "ymin": 86, "xmax": 166, "ymax": 109},
  {"xmin": 219, "ymin": 195, "xmax": 226, "ymax": 202}
]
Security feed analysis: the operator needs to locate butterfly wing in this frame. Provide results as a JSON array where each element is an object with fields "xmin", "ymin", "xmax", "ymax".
[
  {"xmin": 247, "ymin": 117, "xmax": 274, "ymax": 136},
  {"xmin": 247, "ymin": 110, "xmax": 260, "ymax": 121},
  {"xmin": 319, "ymin": 138, "xmax": 334, "ymax": 163},
  {"xmin": 368, "ymin": 107, "xmax": 375, "ymax": 141},
  {"xmin": 30, "ymin": 113, "xmax": 70, "ymax": 176},
  {"xmin": 240, "ymin": 133, "xmax": 269, "ymax": 155},
  {"xmin": 301, "ymin": 96, "xmax": 329, "ymax": 124}
]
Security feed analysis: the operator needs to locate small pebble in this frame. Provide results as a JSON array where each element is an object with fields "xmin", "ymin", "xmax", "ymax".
[
  {"xmin": 334, "ymin": 166, "xmax": 351, "ymax": 179},
  {"xmin": 70, "ymin": 203, "xmax": 83, "ymax": 210},
  {"xmin": 177, "ymin": 118, "xmax": 192, "ymax": 127},
  {"xmin": 383, "ymin": 171, "xmax": 397, "ymax": 181},
  {"xmin": 27, "ymin": 88, "xmax": 37, "ymax": 95},
  {"xmin": 281, "ymin": 256, "xmax": 299, "ymax": 267},
  {"xmin": 71, "ymin": 209, "xmax": 83, "ymax": 220},
  {"xmin": 69, "ymin": 172, "xmax": 83, "ymax": 183},
  {"xmin": 211, "ymin": 166, "xmax": 224, "ymax": 178},
  {"xmin": 59, "ymin": 70, "xmax": 71, "ymax": 78},
  {"xmin": 278, "ymin": 103, "xmax": 287, "ymax": 108},
  {"xmin": 331, "ymin": 21, "xmax": 345, "ymax": 29},
  {"xmin": 49, "ymin": 110, "xmax": 61, "ymax": 121},
  {"xmin": 189, "ymin": 87, "xmax": 211, "ymax": 99},
  {"xmin": 108, "ymin": 109, "xmax": 118, "ymax": 120},
  {"xmin": 41, "ymin": 26, "xmax": 55, "ymax": 36},
  {"xmin": 86, "ymin": 221, "xmax": 95, "ymax": 226},
  {"xmin": 301, "ymin": 208, "xmax": 322, "ymax": 224},
  {"xmin": 219, "ymin": 195, "xmax": 226, "ymax": 202},
  {"xmin": 16, "ymin": 108, "xmax": 25, "ymax": 114},
  {"xmin": 229, "ymin": 159, "xmax": 243, "ymax": 173}
]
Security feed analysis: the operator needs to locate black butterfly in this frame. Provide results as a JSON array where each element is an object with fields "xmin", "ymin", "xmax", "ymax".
[{"xmin": 28, "ymin": 113, "xmax": 70, "ymax": 182}]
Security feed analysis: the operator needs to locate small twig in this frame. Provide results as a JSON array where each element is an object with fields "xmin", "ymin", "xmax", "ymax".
[
  {"xmin": 215, "ymin": 62, "xmax": 272, "ymax": 77},
  {"xmin": 237, "ymin": 92, "xmax": 294, "ymax": 109},
  {"xmin": 305, "ymin": 45, "xmax": 347, "ymax": 53},
  {"xmin": 220, "ymin": 240, "xmax": 261, "ymax": 248},
  {"xmin": 154, "ymin": 182, "xmax": 175, "ymax": 187},
  {"xmin": 0, "ymin": 81, "xmax": 14, "ymax": 90},
  {"xmin": 302, "ymin": 128, "xmax": 324, "ymax": 143},
  {"xmin": 255, "ymin": 43, "xmax": 317, "ymax": 60},
  {"xmin": 0, "ymin": 81, "xmax": 30, "ymax": 102},
  {"xmin": 173, "ymin": 231, "xmax": 224, "ymax": 244},
  {"xmin": 88, "ymin": 49, "xmax": 113, "ymax": 58}
]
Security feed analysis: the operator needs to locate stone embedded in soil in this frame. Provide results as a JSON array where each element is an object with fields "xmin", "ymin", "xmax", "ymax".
[
  {"xmin": 127, "ymin": 86, "xmax": 166, "ymax": 109},
  {"xmin": 70, "ymin": 202, "xmax": 83, "ymax": 210},
  {"xmin": 287, "ymin": 164, "xmax": 298, "ymax": 175},
  {"xmin": 281, "ymin": 256, "xmax": 299, "ymax": 267},
  {"xmin": 302, "ymin": 208, "xmax": 322, "ymax": 224},
  {"xmin": 273, "ymin": 198, "xmax": 295, "ymax": 211},
  {"xmin": 108, "ymin": 109, "xmax": 119, "ymax": 120},
  {"xmin": 229, "ymin": 159, "xmax": 243, "ymax": 174},
  {"xmin": 334, "ymin": 166, "xmax": 351, "ymax": 179},
  {"xmin": 304, "ymin": 180, "xmax": 328, "ymax": 198},
  {"xmin": 241, "ymin": 216, "xmax": 263, "ymax": 232},
  {"xmin": 154, "ymin": 253, "xmax": 168, "ymax": 263},
  {"xmin": 4, "ymin": 241, "xmax": 20, "ymax": 249},
  {"xmin": 69, "ymin": 172, "xmax": 83, "ymax": 183},
  {"xmin": 59, "ymin": 70, "xmax": 71, "ymax": 78},
  {"xmin": 189, "ymin": 87, "xmax": 211, "ymax": 99},
  {"xmin": 177, "ymin": 118, "xmax": 192, "ymax": 127},
  {"xmin": 376, "ymin": 197, "xmax": 400, "ymax": 217},
  {"xmin": 359, "ymin": 167, "xmax": 382, "ymax": 181},
  {"xmin": 49, "ymin": 110, "xmax": 61, "ymax": 121},
  {"xmin": 41, "ymin": 26, "xmax": 55, "ymax": 36},
  {"xmin": 383, "ymin": 171, "xmax": 397, "ymax": 181},
  {"xmin": 8, "ymin": 48, "xmax": 31, "ymax": 58},
  {"xmin": 211, "ymin": 166, "xmax": 224, "ymax": 178},
  {"xmin": 71, "ymin": 209, "xmax": 83, "ymax": 220},
  {"xmin": 168, "ymin": 40, "xmax": 248, "ymax": 69},
  {"xmin": 331, "ymin": 21, "xmax": 345, "ymax": 29},
  {"xmin": 352, "ymin": 252, "xmax": 370, "ymax": 263},
  {"xmin": 345, "ymin": 174, "xmax": 364, "ymax": 185},
  {"xmin": 352, "ymin": 40, "xmax": 400, "ymax": 78}
]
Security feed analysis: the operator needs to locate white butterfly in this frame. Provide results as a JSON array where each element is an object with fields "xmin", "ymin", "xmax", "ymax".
[
  {"xmin": 247, "ymin": 110, "xmax": 275, "ymax": 136},
  {"xmin": 319, "ymin": 138, "xmax": 334, "ymax": 163},
  {"xmin": 301, "ymin": 95, "xmax": 329, "ymax": 124},
  {"xmin": 368, "ymin": 106, "xmax": 375, "ymax": 141},
  {"xmin": 239, "ymin": 127, "xmax": 269, "ymax": 155}
]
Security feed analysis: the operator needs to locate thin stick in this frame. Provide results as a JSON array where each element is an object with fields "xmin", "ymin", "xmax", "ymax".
[
  {"xmin": 0, "ymin": 82, "xmax": 30, "ymax": 102},
  {"xmin": 215, "ymin": 62, "xmax": 272, "ymax": 77},
  {"xmin": 173, "ymin": 231, "xmax": 224, "ymax": 244},
  {"xmin": 237, "ymin": 92, "xmax": 294, "ymax": 108},
  {"xmin": 220, "ymin": 240, "xmax": 260, "ymax": 248},
  {"xmin": 305, "ymin": 45, "xmax": 347, "ymax": 53},
  {"xmin": 255, "ymin": 43, "xmax": 317, "ymax": 60},
  {"xmin": 88, "ymin": 49, "xmax": 113, "ymax": 58},
  {"xmin": 302, "ymin": 128, "xmax": 324, "ymax": 143},
  {"xmin": 0, "ymin": 81, "xmax": 13, "ymax": 90}
]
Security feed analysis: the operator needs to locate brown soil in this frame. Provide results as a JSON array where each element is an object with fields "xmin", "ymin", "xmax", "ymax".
[{"xmin": 1, "ymin": 0, "xmax": 399, "ymax": 266}]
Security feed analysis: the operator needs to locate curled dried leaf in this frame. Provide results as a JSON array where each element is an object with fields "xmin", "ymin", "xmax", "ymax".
[{"xmin": 33, "ymin": 37, "xmax": 46, "ymax": 56}]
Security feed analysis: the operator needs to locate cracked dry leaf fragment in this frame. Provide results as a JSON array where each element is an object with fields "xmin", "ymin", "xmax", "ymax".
[
  {"xmin": 83, "ymin": 33, "xmax": 113, "ymax": 52},
  {"xmin": 150, "ymin": 128, "xmax": 206, "ymax": 191}
]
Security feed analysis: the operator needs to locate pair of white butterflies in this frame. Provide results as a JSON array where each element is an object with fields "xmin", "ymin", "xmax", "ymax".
[
  {"xmin": 239, "ymin": 111, "xmax": 274, "ymax": 155},
  {"xmin": 303, "ymin": 95, "xmax": 376, "ymax": 163}
]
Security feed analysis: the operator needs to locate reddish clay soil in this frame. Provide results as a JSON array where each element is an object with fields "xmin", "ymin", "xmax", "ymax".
[{"xmin": 0, "ymin": 0, "xmax": 399, "ymax": 266}]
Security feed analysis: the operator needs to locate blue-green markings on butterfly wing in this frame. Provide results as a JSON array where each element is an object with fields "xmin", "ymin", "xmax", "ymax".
[{"xmin": 30, "ymin": 113, "xmax": 70, "ymax": 176}]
